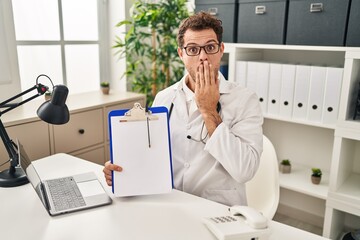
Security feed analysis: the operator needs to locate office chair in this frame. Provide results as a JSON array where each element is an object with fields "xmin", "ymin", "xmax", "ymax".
[{"xmin": 246, "ymin": 135, "xmax": 280, "ymax": 219}]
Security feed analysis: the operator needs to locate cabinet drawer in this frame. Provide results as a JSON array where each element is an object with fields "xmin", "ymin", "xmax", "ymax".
[
  {"xmin": 53, "ymin": 108, "xmax": 104, "ymax": 153},
  {"xmin": 0, "ymin": 121, "xmax": 50, "ymax": 171},
  {"xmin": 73, "ymin": 146, "xmax": 106, "ymax": 166},
  {"xmin": 105, "ymin": 142, "xmax": 111, "ymax": 162}
]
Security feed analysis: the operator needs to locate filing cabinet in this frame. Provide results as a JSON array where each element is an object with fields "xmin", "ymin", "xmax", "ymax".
[
  {"xmin": 286, "ymin": 0, "xmax": 350, "ymax": 46},
  {"xmin": 52, "ymin": 108, "xmax": 104, "ymax": 154},
  {"xmin": 237, "ymin": 0, "xmax": 288, "ymax": 44},
  {"xmin": 195, "ymin": 0, "xmax": 238, "ymax": 43},
  {"xmin": 73, "ymin": 146, "xmax": 106, "ymax": 166},
  {"xmin": 0, "ymin": 120, "xmax": 50, "ymax": 171},
  {"xmin": 0, "ymin": 91, "xmax": 145, "ymax": 168}
]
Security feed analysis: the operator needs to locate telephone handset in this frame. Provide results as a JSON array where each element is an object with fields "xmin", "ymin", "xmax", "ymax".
[
  {"xmin": 229, "ymin": 205, "xmax": 268, "ymax": 229},
  {"xmin": 202, "ymin": 205, "xmax": 271, "ymax": 240}
]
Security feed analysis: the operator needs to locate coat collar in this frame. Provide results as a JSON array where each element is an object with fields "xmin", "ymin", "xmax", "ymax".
[{"xmin": 171, "ymin": 72, "xmax": 233, "ymax": 94}]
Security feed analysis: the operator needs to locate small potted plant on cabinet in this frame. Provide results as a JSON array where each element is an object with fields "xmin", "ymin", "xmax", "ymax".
[
  {"xmin": 311, "ymin": 168, "xmax": 322, "ymax": 184},
  {"xmin": 279, "ymin": 159, "xmax": 291, "ymax": 173},
  {"xmin": 44, "ymin": 90, "xmax": 52, "ymax": 101},
  {"xmin": 100, "ymin": 82, "xmax": 110, "ymax": 95}
]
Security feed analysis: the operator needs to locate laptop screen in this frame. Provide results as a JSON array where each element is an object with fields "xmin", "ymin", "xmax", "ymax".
[
  {"xmin": 17, "ymin": 139, "xmax": 31, "ymax": 169},
  {"xmin": 16, "ymin": 139, "xmax": 42, "ymax": 191}
]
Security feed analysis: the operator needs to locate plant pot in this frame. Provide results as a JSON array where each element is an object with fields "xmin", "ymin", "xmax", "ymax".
[
  {"xmin": 280, "ymin": 164, "xmax": 291, "ymax": 174},
  {"xmin": 44, "ymin": 94, "xmax": 51, "ymax": 101},
  {"xmin": 311, "ymin": 176, "xmax": 321, "ymax": 185},
  {"xmin": 101, "ymin": 87, "xmax": 110, "ymax": 95}
]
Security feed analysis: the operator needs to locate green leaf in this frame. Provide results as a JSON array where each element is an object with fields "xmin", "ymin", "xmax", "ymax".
[{"xmin": 113, "ymin": 0, "xmax": 189, "ymax": 103}]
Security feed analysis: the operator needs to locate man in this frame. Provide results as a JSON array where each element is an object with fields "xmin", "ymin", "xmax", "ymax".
[{"xmin": 103, "ymin": 11, "xmax": 263, "ymax": 206}]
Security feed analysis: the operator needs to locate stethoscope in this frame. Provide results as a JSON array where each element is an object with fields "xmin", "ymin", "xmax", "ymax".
[{"xmin": 168, "ymin": 100, "xmax": 221, "ymax": 144}]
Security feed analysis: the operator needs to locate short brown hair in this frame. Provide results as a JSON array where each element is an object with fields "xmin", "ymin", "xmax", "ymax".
[{"xmin": 177, "ymin": 11, "xmax": 223, "ymax": 48}]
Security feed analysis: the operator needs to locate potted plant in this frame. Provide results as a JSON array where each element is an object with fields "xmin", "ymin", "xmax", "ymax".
[
  {"xmin": 279, "ymin": 159, "xmax": 291, "ymax": 173},
  {"xmin": 100, "ymin": 82, "xmax": 110, "ymax": 95},
  {"xmin": 44, "ymin": 90, "xmax": 52, "ymax": 101},
  {"xmin": 311, "ymin": 168, "xmax": 322, "ymax": 184},
  {"xmin": 113, "ymin": 0, "xmax": 189, "ymax": 106}
]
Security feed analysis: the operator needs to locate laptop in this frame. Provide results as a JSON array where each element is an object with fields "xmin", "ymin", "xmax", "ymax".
[{"xmin": 18, "ymin": 140, "xmax": 112, "ymax": 216}]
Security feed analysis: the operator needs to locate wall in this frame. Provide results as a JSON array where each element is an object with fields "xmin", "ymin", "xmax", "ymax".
[
  {"xmin": 0, "ymin": 0, "xmax": 22, "ymax": 100},
  {"xmin": 108, "ymin": 0, "xmax": 127, "ymax": 92}
]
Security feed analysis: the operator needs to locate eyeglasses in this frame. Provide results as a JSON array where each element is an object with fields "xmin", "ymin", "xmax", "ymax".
[{"xmin": 182, "ymin": 43, "xmax": 221, "ymax": 56}]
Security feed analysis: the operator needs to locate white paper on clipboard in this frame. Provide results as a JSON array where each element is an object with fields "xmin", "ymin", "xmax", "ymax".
[{"xmin": 108, "ymin": 103, "xmax": 173, "ymax": 197}]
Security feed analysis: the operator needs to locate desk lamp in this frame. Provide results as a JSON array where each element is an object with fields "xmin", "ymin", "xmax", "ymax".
[{"xmin": 0, "ymin": 74, "xmax": 69, "ymax": 187}]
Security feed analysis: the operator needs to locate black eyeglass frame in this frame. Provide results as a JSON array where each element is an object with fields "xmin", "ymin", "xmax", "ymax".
[{"xmin": 182, "ymin": 43, "xmax": 221, "ymax": 56}]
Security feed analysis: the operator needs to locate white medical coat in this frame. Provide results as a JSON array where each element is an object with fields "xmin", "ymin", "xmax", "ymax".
[{"xmin": 152, "ymin": 73, "xmax": 263, "ymax": 206}]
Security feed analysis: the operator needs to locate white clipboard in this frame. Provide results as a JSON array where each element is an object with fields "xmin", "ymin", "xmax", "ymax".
[{"xmin": 108, "ymin": 103, "xmax": 173, "ymax": 197}]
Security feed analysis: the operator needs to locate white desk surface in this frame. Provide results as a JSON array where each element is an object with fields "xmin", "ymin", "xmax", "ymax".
[{"xmin": 0, "ymin": 153, "xmax": 329, "ymax": 240}]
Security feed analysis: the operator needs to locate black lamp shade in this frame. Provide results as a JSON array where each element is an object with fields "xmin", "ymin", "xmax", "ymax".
[{"xmin": 37, "ymin": 85, "xmax": 70, "ymax": 125}]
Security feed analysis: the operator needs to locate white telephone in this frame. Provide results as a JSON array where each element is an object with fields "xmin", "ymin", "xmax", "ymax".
[{"xmin": 202, "ymin": 205, "xmax": 271, "ymax": 240}]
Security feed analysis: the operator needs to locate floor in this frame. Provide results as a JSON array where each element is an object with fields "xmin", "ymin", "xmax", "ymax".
[{"xmin": 273, "ymin": 212, "xmax": 324, "ymax": 236}]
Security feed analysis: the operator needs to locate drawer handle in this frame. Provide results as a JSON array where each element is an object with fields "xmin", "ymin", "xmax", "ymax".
[
  {"xmin": 208, "ymin": 7, "xmax": 218, "ymax": 16},
  {"xmin": 78, "ymin": 129, "xmax": 85, "ymax": 134},
  {"xmin": 310, "ymin": 3, "xmax": 323, "ymax": 13},
  {"xmin": 255, "ymin": 5, "xmax": 266, "ymax": 15}
]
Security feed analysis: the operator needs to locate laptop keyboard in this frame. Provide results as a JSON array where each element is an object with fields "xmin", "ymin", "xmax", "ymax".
[{"xmin": 47, "ymin": 177, "xmax": 86, "ymax": 212}]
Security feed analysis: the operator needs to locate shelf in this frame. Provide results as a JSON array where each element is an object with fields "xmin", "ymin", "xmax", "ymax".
[
  {"xmin": 223, "ymin": 42, "xmax": 360, "ymax": 237},
  {"xmin": 336, "ymin": 121, "xmax": 360, "ymax": 140},
  {"xmin": 279, "ymin": 164, "xmax": 329, "ymax": 200},
  {"xmin": 264, "ymin": 114, "xmax": 336, "ymax": 130},
  {"xmin": 225, "ymin": 43, "xmax": 357, "ymax": 52},
  {"xmin": 328, "ymin": 173, "xmax": 360, "ymax": 210}
]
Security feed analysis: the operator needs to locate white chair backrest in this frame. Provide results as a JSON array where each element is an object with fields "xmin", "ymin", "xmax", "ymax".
[{"xmin": 246, "ymin": 135, "xmax": 279, "ymax": 219}]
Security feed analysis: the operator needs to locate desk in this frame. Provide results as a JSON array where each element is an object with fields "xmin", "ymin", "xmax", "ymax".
[{"xmin": 1, "ymin": 153, "xmax": 329, "ymax": 240}]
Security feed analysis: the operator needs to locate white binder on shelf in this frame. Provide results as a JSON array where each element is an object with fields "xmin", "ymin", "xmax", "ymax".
[
  {"xmin": 322, "ymin": 67, "xmax": 343, "ymax": 125},
  {"xmin": 292, "ymin": 65, "xmax": 311, "ymax": 120},
  {"xmin": 246, "ymin": 61, "xmax": 257, "ymax": 93},
  {"xmin": 108, "ymin": 103, "xmax": 173, "ymax": 197},
  {"xmin": 255, "ymin": 62, "xmax": 270, "ymax": 114},
  {"xmin": 279, "ymin": 64, "xmax": 296, "ymax": 118},
  {"xmin": 267, "ymin": 63, "xmax": 282, "ymax": 116},
  {"xmin": 235, "ymin": 60, "xmax": 247, "ymax": 87},
  {"xmin": 307, "ymin": 66, "xmax": 327, "ymax": 122}
]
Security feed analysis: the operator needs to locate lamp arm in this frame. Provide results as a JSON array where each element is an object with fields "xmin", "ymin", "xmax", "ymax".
[
  {"xmin": 0, "ymin": 83, "xmax": 48, "ymax": 172},
  {"xmin": 0, "ymin": 74, "xmax": 65, "ymax": 187},
  {"xmin": 0, "ymin": 84, "xmax": 48, "ymax": 116}
]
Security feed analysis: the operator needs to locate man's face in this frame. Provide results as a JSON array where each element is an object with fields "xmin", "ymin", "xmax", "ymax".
[{"xmin": 178, "ymin": 29, "xmax": 224, "ymax": 83}]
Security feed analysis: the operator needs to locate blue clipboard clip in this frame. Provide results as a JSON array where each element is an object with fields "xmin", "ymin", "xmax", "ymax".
[{"xmin": 119, "ymin": 103, "xmax": 158, "ymax": 148}]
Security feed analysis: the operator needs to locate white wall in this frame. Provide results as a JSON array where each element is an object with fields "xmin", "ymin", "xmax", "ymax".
[
  {"xmin": 0, "ymin": 0, "xmax": 21, "ymax": 100},
  {"xmin": 108, "ymin": 0, "xmax": 127, "ymax": 92}
]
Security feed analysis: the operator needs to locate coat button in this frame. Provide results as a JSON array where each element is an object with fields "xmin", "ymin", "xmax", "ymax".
[{"xmin": 184, "ymin": 162, "xmax": 190, "ymax": 168}]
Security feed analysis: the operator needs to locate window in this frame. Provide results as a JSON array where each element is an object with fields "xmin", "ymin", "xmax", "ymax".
[{"xmin": 11, "ymin": 0, "xmax": 108, "ymax": 94}]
